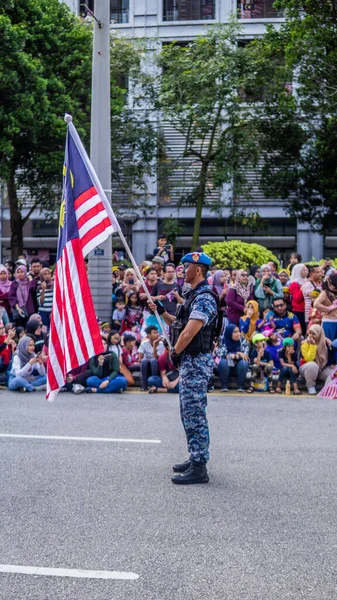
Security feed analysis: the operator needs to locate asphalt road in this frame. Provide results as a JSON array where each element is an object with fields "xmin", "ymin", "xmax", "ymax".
[{"xmin": 0, "ymin": 390, "xmax": 336, "ymax": 600}]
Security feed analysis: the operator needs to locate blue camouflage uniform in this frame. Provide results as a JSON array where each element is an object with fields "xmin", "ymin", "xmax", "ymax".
[{"xmin": 178, "ymin": 254, "xmax": 218, "ymax": 463}]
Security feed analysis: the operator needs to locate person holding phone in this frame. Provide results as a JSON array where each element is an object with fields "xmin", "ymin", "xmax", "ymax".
[
  {"xmin": 121, "ymin": 268, "xmax": 140, "ymax": 297},
  {"xmin": 85, "ymin": 339, "xmax": 128, "ymax": 394},
  {"xmin": 255, "ymin": 264, "xmax": 284, "ymax": 313},
  {"xmin": 153, "ymin": 234, "xmax": 174, "ymax": 265}
]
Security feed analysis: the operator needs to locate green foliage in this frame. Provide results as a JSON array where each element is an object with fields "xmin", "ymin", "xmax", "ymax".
[
  {"xmin": 145, "ymin": 21, "xmax": 270, "ymax": 250},
  {"xmin": 160, "ymin": 218, "xmax": 185, "ymax": 247},
  {"xmin": 251, "ymin": 1, "xmax": 337, "ymax": 232},
  {"xmin": 305, "ymin": 258, "xmax": 337, "ymax": 268},
  {"xmin": 201, "ymin": 240, "xmax": 279, "ymax": 270}
]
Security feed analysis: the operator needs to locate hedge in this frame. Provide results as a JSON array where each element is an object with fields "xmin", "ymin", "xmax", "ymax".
[{"xmin": 201, "ymin": 240, "xmax": 280, "ymax": 270}]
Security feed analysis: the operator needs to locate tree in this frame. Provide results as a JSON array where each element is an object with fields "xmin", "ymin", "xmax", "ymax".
[
  {"xmin": 251, "ymin": 1, "xmax": 337, "ymax": 231},
  {"xmin": 0, "ymin": 0, "xmax": 156, "ymax": 258},
  {"xmin": 145, "ymin": 22, "xmax": 268, "ymax": 250}
]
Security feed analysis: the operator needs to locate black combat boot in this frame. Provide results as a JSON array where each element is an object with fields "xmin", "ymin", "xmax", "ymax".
[
  {"xmin": 172, "ymin": 459, "xmax": 191, "ymax": 473},
  {"xmin": 171, "ymin": 460, "xmax": 209, "ymax": 485}
]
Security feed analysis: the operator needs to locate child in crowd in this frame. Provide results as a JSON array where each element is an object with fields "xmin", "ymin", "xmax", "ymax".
[
  {"xmin": 100, "ymin": 322, "xmax": 112, "ymax": 341},
  {"xmin": 247, "ymin": 333, "xmax": 275, "ymax": 394},
  {"xmin": 121, "ymin": 334, "xmax": 140, "ymax": 372},
  {"xmin": 112, "ymin": 299, "xmax": 126, "ymax": 329},
  {"xmin": 266, "ymin": 332, "xmax": 283, "ymax": 371},
  {"xmin": 276, "ymin": 337, "xmax": 301, "ymax": 395},
  {"xmin": 256, "ymin": 308, "xmax": 276, "ymax": 338}
]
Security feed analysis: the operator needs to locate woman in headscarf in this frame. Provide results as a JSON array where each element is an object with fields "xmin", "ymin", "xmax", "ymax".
[
  {"xmin": 255, "ymin": 264, "xmax": 283, "ymax": 313},
  {"xmin": 175, "ymin": 265, "xmax": 185, "ymax": 288},
  {"xmin": 26, "ymin": 318, "xmax": 46, "ymax": 354},
  {"xmin": 8, "ymin": 335, "xmax": 46, "ymax": 392},
  {"xmin": 0, "ymin": 265, "xmax": 12, "ymax": 321},
  {"xmin": 314, "ymin": 273, "xmax": 337, "ymax": 341},
  {"xmin": 37, "ymin": 267, "xmax": 54, "ymax": 329},
  {"xmin": 289, "ymin": 263, "xmax": 308, "ymax": 334},
  {"xmin": 299, "ymin": 324, "xmax": 331, "ymax": 394},
  {"xmin": 217, "ymin": 324, "xmax": 250, "ymax": 392},
  {"xmin": 226, "ymin": 269, "xmax": 255, "ymax": 325},
  {"xmin": 121, "ymin": 268, "xmax": 140, "ymax": 297},
  {"xmin": 8, "ymin": 266, "xmax": 37, "ymax": 326},
  {"xmin": 239, "ymin": 300, "xmax": 259, "ymax": 342}
]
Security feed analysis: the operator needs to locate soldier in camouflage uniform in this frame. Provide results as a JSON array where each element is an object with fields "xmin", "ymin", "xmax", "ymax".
[{"xmin": 151, "ymin": 252, "xmax": 218, "ymax": 485}]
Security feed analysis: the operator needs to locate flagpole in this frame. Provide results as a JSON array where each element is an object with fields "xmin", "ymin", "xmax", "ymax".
[{"xmin": 65, "ymin": 117, "xmax": 172, "ymax": 350}]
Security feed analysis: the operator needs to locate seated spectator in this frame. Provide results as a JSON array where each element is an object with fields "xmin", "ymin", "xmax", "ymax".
[
  {"xmin": 121, "ymin": 334, "xmax": 140, "ymax": 372},
  {"xmin": 267, "ymin": 298, "xmax": 302, "ymax": 341},
  {"xmin": 37, "ymin": 267, "xmax": 54, "ymax": 329},
  {"xmin": 289, "ymin": 263, "xmax": 308, "ymax": 334},
  {"xmin": 26, "ymin": 318, "xmax": 46, "ymax": 354},
  {"xmin": 248, "ymin": 333, "xmax": 275, "ymax": 394},
  {"xmin": 112, "ymin": 299, "xmax": 126, "ymax": 329},
  {"xmin": 108, "ymin": 331, "xmax": 123, "ymax": 363},
  {"xmin": 266, "ymin": 332, "xmax": 283, "ymax": 371},
  {"xmin": 138, "ymin": 325, "xmax": 165, "ymax": 390},
  {"xmin": 86, "ymin": 339, "xmax": 128, "ymax": 393},
  {"xmin": 226, "ymin": 269, "xmax": 254, "ymax": 325},
  {"xmin": 276, "ymin": 337, "xmax": 301, "ymax": 395},
  {"xmin": 314, "ymin": 273, "xmax": 337, "ymax": 341},
  {"xmin": 121, "ymin": 268, "xmax": 140, "ymax": 296},
  {"xmin": 299, "ymin": 324, "xmax": 332, "ymax": 395},
  {"xmin": 62, "ymin": 363, "xmax": 92, "ymax": 394},
  {"xmin": 148, "ymin": 342, "xmax": 179, "ymax": 394},
  {"xmin": 100, "ymin": 322, "xmax": 112, "ymax": 341},
  {"xmin": 239, "ymin": 300, "xmax": 259, "ymax": 342},
  {"xmin": 8, "ymin": 335, "xmax": 47, "ymax": 392},
  {"xmin": 267, "ymin": 260, "xmax": 280, "ymax": 279},
  {"xmin": 217, "ymin": 324, "xmax": 250, "ymax": 392},
  {"xmin": 255, "ymin": 264, "xmax": 283, "ymax": 313},
  {"xmin": 0, "ymin": 323, "xmax": 16, "ymax": 384},
  {"xmin": 302, "ymin": 265, "xmax": 323, "ymax": 327}
]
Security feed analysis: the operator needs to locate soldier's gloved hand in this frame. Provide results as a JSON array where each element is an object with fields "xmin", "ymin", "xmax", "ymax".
[
  {"xmin": 170, "ymin": 349, "xmax": 181, "ymax": 369},
  {"xmin": 154, "ymin": 300, "xmax": 165, "ymax": 315}
]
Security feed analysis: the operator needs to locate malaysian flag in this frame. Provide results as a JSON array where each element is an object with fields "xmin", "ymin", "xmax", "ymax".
[{"xmin": 46, "ymin": 117, "xmax": 119, "ymax": 400}]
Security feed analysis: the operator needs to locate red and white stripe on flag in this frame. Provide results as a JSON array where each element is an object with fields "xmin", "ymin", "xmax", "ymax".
[
  {"xmin": 75, "ymin": 185, "xmax": 116, "ymax": 256},
  {"xmin": 46, "ymin": 237, "xmax": 104, "ymax": 399}
]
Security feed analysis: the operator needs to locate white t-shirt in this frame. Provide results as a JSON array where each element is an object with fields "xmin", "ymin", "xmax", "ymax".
[{"xmin": 138, "ymin": 339, "xmax": 165, "ymax": 360}]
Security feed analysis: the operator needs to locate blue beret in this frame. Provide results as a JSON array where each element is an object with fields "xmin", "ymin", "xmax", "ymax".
[{"xmin": 181, "ymin": 252, "xmax": 212, "ymax": 266}]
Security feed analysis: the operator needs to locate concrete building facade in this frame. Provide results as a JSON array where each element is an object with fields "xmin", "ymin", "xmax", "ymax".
[{"xmin": 2, "ymin": 0, "xmax": 332, "ymax": 265}]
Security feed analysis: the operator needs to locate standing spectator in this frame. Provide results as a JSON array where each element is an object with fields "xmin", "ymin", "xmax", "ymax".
[
  {"xmin": 302, "ymin": 265, "xmax": 323, "ymax": 326},
  {"xmin": 138, "ymin": 326, "xmax": 165, "ymax": 390},
  {"xmin": 9, "ymin": 266, "xmax": 37, "ymax": 326},
  {"xmin": 0, "ymin": 265, "xmax": 11, "ymax": 323},
  {"xmin": 279, "ymin": 270, "xmax": 290, "ymax": 287},
  {"xmin": 152, "ymin": 234, "xmax": 174, "ymax": 265},
  {"xmin": 139, "ymin": 267, "xmax": 159, "ymax": 303},
  {"xmin": 151, "ymin": 263, "xmax": 182, "ymax": 316},
  {"xmin": 289, "ymin": 263, "xmax": 308, "ymax": 334},
  {"xmin": 8, "ymin": 336, "xmax": 47, "ymax": 392},
  {"xmin": 314, "ymin": 273, "xmax": 337, "ymax": 340},
  {"xmin": 226, "ymin": 269, "xmax": 254, "ymax": 325},
  {"xmin": 267, "ymin": 261, "xmax": 280, "ymax": 279},
  {"xmin": 122, "ymin": 291, "xmax": 143, "ymax": 335},
  {"xmin": 28, "ymin": 258, "xmax": 42, "ymax": 281},
  {"xmin": 211, "ymin": 270, "xmax": 228, "ymax": 306},
  {"xmin": 26, "ymin": 319, "xmax": 46, "ymax": 354},
  {"xmin": 239, "ymin": 300, "xmax": 259, "ymax": 342},
  {"xmin": 276, "ymin": 337, "xmax": 301, "ymax": 394},
  {"xmin": 255, "ymin": 264, "xmax": 284, "ymax": 313},
  {"xmin": 175, "ymin": 265, "xmax": 185, "ymax": 288},
  {"xmin": 151, "ymin": 256, "xmax": 164, "ymax": 280},
  {"xmin": 121, "ymin": 268, "xmax": 140, "ymax": 296},
  {"xmin": 287, "ymin": 252, "xmax": 302, "ymax": 274},
  {"xmin": 37, "ymin": 267, "xmax": 54, "ymax": 329},
  {"xmin": 322, "ymin": 257, "xmax": 335, "ymax": 278},
  {"xmin": 217, "ymin": 324, "xmax": 250, "ymax": 392},
  {"xmin": 86, "ymin": 340, "xmax": 128, "ymax": 394},
  {"xmin": 299, "ymin": 324, "xmax": 331, "ymax": 394}
]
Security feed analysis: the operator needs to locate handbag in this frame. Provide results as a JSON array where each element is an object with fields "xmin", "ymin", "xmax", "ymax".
[
  {"xmin": 12, "ymin": 305, "xmax": 28, "ymax": 320},
  {"xmin": 167, "ymin": 370, "xmax": 179, "ymax": 382},
  {"xmin": 119, "ymin": 363, "xmax": 134, "ymax": 386}
]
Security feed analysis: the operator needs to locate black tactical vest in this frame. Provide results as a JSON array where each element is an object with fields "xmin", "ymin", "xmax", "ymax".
[{"xmin": 170, "ymin": 282, "xmax": 219, "ymax": 356}]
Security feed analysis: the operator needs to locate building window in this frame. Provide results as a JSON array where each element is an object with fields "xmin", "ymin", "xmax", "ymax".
[
  {"xmin": 237, "ymin": 0, "xmax": 283, "ymax": 19},
  {"xmin": 163, "ymin": 0, "xmax": 215, "ymax": 22},
  {"xmin": 110, "ymin": 0, "xmax": 129, "ymax": 23}
]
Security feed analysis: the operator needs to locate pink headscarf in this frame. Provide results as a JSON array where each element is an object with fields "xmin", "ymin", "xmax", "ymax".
[
  {"xmin": 0, "ymin": 265, "xmax": 11, "ymax": 295},
  {"xmin": 15, "ymin": 266, "xmax": 30, "ymax": 307}
]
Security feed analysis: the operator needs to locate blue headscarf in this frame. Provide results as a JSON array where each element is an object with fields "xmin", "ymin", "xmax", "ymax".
[{"xmin": 223, "ymin": 323, "xmax": 241, "ymax": 353}]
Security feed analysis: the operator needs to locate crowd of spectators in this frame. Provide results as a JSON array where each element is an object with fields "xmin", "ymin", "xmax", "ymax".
[{"xmin": 1, "ymin": 242, "xmax": 337, "ymax": 397}]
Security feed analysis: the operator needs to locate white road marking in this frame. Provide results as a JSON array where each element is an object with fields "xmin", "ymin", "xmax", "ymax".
[
  {"xmin": 0, "ymin": 564, "xmax": 139, "ymax": 580},
  {"xmin": 0, "ymin": 433, "xmax": 160, "ymax": 444}
]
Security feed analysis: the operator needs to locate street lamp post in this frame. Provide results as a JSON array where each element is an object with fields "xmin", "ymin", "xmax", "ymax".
[{"xmin": 88, "ymin": 0, "xmax": 112, "ymax": 321}]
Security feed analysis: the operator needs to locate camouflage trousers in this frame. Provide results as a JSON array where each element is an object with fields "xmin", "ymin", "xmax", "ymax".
[{"xmin": 179, "ymin": 353, "xmax": 214, "ymax": 463}]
